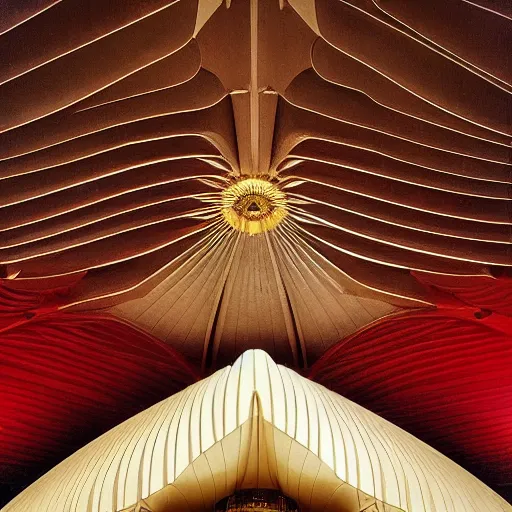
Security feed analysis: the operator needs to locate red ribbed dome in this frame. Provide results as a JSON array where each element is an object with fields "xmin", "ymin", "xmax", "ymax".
[
  {"xmin": 0, "ymin": 312, "xmax": 198, "ymax": 491},
  {"xmin": 310, "ymin": 310, "xmax": 512, "ymax": 500}
]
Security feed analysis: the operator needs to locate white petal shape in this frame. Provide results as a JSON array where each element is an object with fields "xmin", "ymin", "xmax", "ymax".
[{"xmin": 3, "ymin": 350, "xmax": 509, "ymax": 512}]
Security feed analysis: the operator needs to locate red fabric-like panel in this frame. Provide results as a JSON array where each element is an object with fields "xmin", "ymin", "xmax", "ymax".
[
  {"xmin": 412, "ymin": 271, "xmax": 512, "ymax": 317},
  {"xmin": 0, "ymin": 274, "xmax": 86, "ymax": 330},
  {"xmin": 0, "ymin": 313, "xmax": 199, "ymax": 487},
  {"xmin": 309, "ymin": 310, "xmax": 512, "ymax": 500}
]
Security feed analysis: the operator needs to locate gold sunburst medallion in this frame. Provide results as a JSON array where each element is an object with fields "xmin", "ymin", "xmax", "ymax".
[{"xmin": 221, "ymin": 178, "xmax": 288, "ymax": 235}]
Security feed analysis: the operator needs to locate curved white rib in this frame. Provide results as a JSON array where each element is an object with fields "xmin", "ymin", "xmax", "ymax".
[{"xmin": 3, "ymin": 350, "xmax": 509, "ymax": 512}]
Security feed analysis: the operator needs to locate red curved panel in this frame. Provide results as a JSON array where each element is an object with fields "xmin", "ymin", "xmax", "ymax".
[
  {"xmin": 0, "ymin": 313, "xmax": 199, "ymax": 491},
  {"xmin": 0, "ymin": 274, "xmax": 89, "ymax": 331},
  {"xmin": 309, "ymin": 310, "xmax": 512, "ymax": 501},
  {"xmin": 413, "ymin": 270, "xmax": 512, "ymax": 317}
]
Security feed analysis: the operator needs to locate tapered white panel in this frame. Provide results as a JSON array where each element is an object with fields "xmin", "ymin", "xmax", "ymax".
[{"xmin": 3, "ymin": 351, "xmax": 509, "ymax": 512}]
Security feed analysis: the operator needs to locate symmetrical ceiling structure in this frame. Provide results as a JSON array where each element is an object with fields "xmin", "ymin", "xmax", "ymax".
[{"xmin": 0, "ymin": 0, "xmax": 511, "ymax": 509}]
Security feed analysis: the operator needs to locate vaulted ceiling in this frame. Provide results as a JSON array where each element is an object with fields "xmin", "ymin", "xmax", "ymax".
[
  {"xmin": 4, "ymin": 351, "xmax": 510, "ymax": 512},
  {"xmin": 0, "ymin": 0, "xmax": 511, "ymax": 508}
]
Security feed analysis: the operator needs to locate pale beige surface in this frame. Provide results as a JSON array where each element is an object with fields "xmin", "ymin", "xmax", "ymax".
[
  {"xmin": 3, "ymin": 350, "xmax": 510, "ymax": 512},
  {"xmin": 111, "ymin": 229, "xmax": 398, "ymax": 366},
  {"xmin": 122, "ymin": 397, "xmax": 405, "ymax": 511}
]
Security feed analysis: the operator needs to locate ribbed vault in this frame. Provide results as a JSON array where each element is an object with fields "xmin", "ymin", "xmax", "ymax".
[
  {"xmin": 3, "ymin": 350, "xmax": 509, "ymax": 512},
  {"xmin": 1, "ymin": 0, "xmax": 509, "ymax": 368},
  {"xmin": 310, "ymin": 309, "xmax": 512, "ymax": 499},
  {"xmin": 0, "ymin": 312, "xmax": 198, "ymax": 492},
  {"xmin": 122, "ymin": 394, "xmax": 405, "ymax": 512}
]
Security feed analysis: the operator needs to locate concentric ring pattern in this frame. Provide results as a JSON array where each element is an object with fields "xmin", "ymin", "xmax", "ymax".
[{"xmin": 0, "ymin": 0, "xmax": 510, "ymax": 369}]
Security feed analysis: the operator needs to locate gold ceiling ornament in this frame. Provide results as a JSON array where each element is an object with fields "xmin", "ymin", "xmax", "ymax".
[{"xmin": 221, "ymin": 178, "xmax": 288, "ymax": 235}]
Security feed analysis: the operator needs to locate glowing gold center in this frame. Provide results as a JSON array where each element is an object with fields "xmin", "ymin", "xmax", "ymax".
[{"xmin": 221, "ymin": 178, "xmax": 287, "ymax": 235}]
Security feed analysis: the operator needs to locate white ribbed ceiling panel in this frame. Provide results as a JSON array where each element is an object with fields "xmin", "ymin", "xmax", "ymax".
[{"xmin": 3, "ymin": 350, "xmax": 510, "ymax": 512}]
